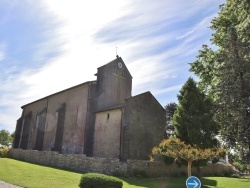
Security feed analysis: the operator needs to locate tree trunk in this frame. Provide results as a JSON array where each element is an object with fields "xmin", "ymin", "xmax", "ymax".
[{"xmin": 187, "ymin": 159, "xmax": 192, "ymax": 177}]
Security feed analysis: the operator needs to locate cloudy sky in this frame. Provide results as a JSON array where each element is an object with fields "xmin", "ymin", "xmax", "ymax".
[{"xmin": 0, "ymin": 0, "xmax": 225, "ymax": 133}]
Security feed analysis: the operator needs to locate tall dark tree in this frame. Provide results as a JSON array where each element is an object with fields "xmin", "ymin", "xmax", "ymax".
[
  {"xmin": 165, "ymin": 102, "xmax": 177, "ymax": 138},
  {"xmin": 172, "ymin": 77, "xmax": 219, "ymax": 177},
  {"xmin": 173, "ymin": 77, "xmax": 219, "ymax": 149},
  {"xmin": 189, "ymin": 0, "xmax": 250, "ymax": 161}
]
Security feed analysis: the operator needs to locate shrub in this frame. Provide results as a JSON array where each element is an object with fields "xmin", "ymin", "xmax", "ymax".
[
  {"xmin": 78, "ymin": 173, "xmax": 123, "ymax": 188},
  {"xmin": 0, "ymin": 145, "xmax": 9, "ymax": 158},
  {"xmin": 232, "ymin": 162, "xmax": 248, "ymax": 172},
  {"xmin": 231, "ymin": 173, "xmax": 240, "ymax": 178}
]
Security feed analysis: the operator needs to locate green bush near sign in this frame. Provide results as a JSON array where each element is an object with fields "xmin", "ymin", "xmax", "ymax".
[{"xmin": 78, "ymin": 173, "xmax": 123, "ymax": 188}]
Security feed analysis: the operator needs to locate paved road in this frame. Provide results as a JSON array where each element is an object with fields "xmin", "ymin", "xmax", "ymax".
[{"xmin": 0, "ymin": 181, "xmax": 23, "ymax": 188}]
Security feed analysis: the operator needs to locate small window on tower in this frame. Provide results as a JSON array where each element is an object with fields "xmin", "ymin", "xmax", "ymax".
[{"xmin": 107, "ymin": 113, "xmax": 110, "ymax": 120}]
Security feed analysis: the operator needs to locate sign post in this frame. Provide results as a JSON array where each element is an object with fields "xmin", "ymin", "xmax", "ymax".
[{"xmin": 186, "ymin": 176, "xmax": 201, "ymax": 188}]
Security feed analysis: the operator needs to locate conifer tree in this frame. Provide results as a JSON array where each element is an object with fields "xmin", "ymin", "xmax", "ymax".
[
  {"xmin": 172, "ymin": 78, "xmax": 220, "ymax": 176},
  {"xmin": 173, "ymin": 77, "xmax": 219, "ymax": 149}
]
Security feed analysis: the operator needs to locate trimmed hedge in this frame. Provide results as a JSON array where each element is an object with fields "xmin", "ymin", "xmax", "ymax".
[{"xmin": 79, "ymin": 173, "xmax": 123, "ymax": 188}]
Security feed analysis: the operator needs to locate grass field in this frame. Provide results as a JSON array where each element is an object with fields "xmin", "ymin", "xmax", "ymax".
[{"xmin": 0, "ymin": 158, "xmax": 250, "ymax": 188}]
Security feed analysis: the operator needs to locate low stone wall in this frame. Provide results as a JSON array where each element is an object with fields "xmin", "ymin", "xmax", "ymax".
[
  {"xmin": 8, "ymin": 149, "xmax": 127, "ymax": 175},
  {"xmin": 127, "ymin": 160, "xmax": 187, "ymax": 177},
  {"xmin": 8, "ymin": 149, "xmax": 234, "ymax": 177},
  {"xmin": 127, "ymin": 160, "xmax": 234, "ymax": 178}
]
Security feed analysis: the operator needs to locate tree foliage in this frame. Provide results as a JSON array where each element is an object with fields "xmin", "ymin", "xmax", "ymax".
[
  {"xmin": 189, "ymin": 44, "xmax": 218, "ymax": 97},
  {"xmin": 0, "ymin": 129, "xmax": 13, "ymax": 146},
  {"xmin": 190, "ymin": 0, "xmax": 250, "ymax": 95},
  {"xmin": 210, "ymin": 0, "xmax": 250, "ymax": 45},
  {"xmin": 165, "ymin": 102, "xmax": 177, "ymax": 138},
  {"xmin": 152, "ymin": 138, "xmax": 224, "ymax": 177},
  {"xmin": 173, "ymin": 77, "xmax": 219, "ymax": 149},
  {"xmin": 189, "ymin": 0, "xmax": 250, "ymax": 162},
  {"xmin": 216, "ymin": 27, "xmax": 250, "ymax": 149},
  {"xmin": 0, "ymin": 145, "xmax": 9, "ymax": 158}
]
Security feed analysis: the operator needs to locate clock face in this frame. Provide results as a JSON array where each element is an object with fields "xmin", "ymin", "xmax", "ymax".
[{"xmin": 118, "ymin": 62, "xmax": 123, "ymax": 68}]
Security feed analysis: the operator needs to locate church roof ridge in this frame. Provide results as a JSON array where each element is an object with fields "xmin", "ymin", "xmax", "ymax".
[
  {"xmin": 127, "ymin": 91, "xmax": 165, "ymax": 111},
  {"xmin": 96, "ymin": 56, "xmax": 133, "ymax": 79},
  {"xmin": 97, "ymin": 56, "xmax": 123, "ymax": 69},
  {"xmin": 21, "ymin": 80, "xmax": 96, "ymax": 109}
]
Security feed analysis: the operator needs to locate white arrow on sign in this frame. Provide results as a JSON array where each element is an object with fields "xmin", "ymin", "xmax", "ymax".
[{"xmin": 188, "ymin": 180, "xmax": 198, "ymax": 188}]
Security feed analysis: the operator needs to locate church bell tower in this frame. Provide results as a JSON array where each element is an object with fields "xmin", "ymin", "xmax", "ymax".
[{"xmin": 95, "ymin": 56, "xmax": 132, "ymax": 110}]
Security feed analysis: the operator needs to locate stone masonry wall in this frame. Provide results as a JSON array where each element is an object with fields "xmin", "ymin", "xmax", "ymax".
[
  {"xmin": 8, "ymin": 149, "xmax": 127, "ymax": 175},
  {"xmin": 93, "ymin": 109, "xmax": 122, "ymax": 158},
  {"xmin": 8, "ymin": 149, "xmax": 234, "ymax": 178},
  {"xmin": 127, "ymin": 160, "xmax": 234, "ymax": 178},
  {"xmin": 122, "ymin": 92, "xmax": 166, "ymax": 160}
]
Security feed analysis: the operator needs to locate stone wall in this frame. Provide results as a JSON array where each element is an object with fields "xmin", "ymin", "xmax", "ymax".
[
  {"xmin": 127, "ymin": 160, "xmax": 234, "ymax": 178},
  {"xmin": 8, "ymin": 149, "xmax": 234, "ymax": 178},
  {"xmin": 15, "ymin": 83, "xmax": 91, "ymax": 155},
  {"xmin": 93, "ymin": 109, "xmax": 122, "ymax": 158},
  {"xmin": 8, "ymin": 149, "xmax": 127, "ymax": 175},
  {"xmin": 122, "ymin": 92, "xmax": 166, "ymax": 160}
]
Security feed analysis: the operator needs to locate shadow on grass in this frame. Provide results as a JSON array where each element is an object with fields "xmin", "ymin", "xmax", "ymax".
[
  {"xmin": 201, "ymin": 177, "xmax": 217, "ymax": 188},
  {"xmin": 121, "ymin": 177, "xmax": 186, "ymax": 188},
  {"xmin": 121, "ymin": 177, "xmax": 218, "ymax": 188},
  {"xmin": 239, "ymin": 176, "xmax": 250, "ymax": 183}
]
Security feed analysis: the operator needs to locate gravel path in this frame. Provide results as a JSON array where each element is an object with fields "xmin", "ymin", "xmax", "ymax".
[{"xmin": 0, "ymin": 181, "xmax": 23, "ymax": 188}]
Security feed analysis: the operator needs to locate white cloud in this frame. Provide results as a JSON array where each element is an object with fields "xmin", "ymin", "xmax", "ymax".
[
  {"xmin": 15, "ymin": 0, "xmax": 222, "ymax": 104},
  {"xmin": 0, "ymin": 0, "xmax": 224, "ymax": 132},
  {"xmin": 153, "ymin": 84, "xmax": 182, "ymax": 95}
]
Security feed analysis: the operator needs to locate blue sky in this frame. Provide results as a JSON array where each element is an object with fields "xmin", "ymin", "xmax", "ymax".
[{"xmin": 0, "ymin": 0, "xmax": 225, "ymax": 133}]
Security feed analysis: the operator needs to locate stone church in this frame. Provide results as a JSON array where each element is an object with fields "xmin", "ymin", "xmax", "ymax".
[{"xmin": 13, "ymin": 56, "xmax": 166, "ymax": 161}]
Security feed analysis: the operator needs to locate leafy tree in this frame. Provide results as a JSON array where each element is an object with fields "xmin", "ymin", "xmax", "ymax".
[
  {"xmin": 190, "ymin": 0, "xmax": 250, "ymax": 96},
  {"xmin": 216, "ymin": 27, "xmax": 250, "ymax": 150},
  {"xmin": 189, "ymin": 44, "xmax": 218, "ymax": 97},
  {"xmin": 190, "ymin": 1, "xmax": 250, "ymax": 94},
  {"xmin": 0, "ymin": 129, "xmax": 13, "ymax": 146},
  {"xmin": 165, "ymin": 102, "xmax": 177, "ymax": 138},
  {"xmin": 152, "ymin": 138, "xmax": 224, "ymax": 177},
  {"xmin": 173, "ymin": 77, "xmax": 219, "ymax": 149},
  {"xmin": 189, "ymin": 0, "xmax": 250, "ymax": 161},
  {"xmin": 210, "ymin": 0, "xmax": 250, "ymax": 46}
]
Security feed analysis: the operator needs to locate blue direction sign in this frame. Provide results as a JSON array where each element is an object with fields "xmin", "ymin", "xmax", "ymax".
[{"xmin": 186, "ymin": 176, "xmax": 201, "ymax": 188}]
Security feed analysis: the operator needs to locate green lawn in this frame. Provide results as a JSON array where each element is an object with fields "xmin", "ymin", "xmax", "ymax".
[
  {"xmin": 0, "ymin": 158, "xmax": 250, "ymax": 188},
  {"xmin": 0, "ymin": 158, "xmax": 81, "ymax": 188}
]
